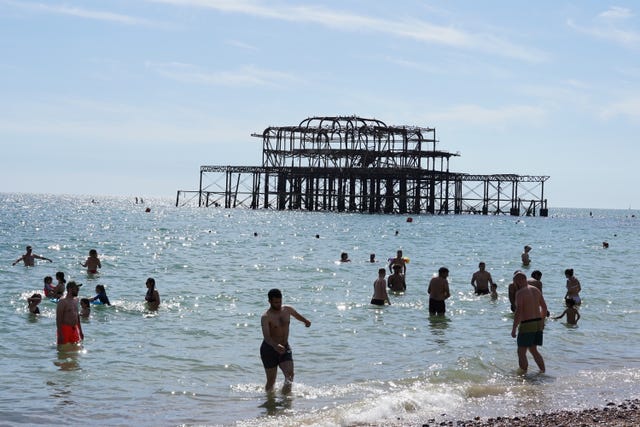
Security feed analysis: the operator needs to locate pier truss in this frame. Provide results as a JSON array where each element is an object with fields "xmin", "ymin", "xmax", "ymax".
[{"xmin": 176, "ymin": 116, "xmax": 549, "ymax": 216}]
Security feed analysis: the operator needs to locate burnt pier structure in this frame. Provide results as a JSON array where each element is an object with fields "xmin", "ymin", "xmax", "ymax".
[{"xmin": 176, "ymin": 116, "xmax": 549, "ymax": 216}]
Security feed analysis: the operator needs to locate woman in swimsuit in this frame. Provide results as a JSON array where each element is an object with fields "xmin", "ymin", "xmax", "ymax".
[{"xmin": 145, "ymin": 277, "xmax": 160, "ymax": 310}]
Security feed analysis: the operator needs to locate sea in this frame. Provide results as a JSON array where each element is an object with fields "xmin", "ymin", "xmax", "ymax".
[{"xmin": 1, "ymin": 192, "xmax": 639, "ymax": 427}]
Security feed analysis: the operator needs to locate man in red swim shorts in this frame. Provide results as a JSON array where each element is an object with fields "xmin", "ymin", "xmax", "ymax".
[{"xmin": 56, "ymin": 281, "xmax": 84, "ymax": 345}]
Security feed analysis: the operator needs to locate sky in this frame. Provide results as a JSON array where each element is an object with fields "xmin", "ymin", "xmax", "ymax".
[{"xmin": 1, "ymin": 1, "xmax": 639, "ymax": 209}]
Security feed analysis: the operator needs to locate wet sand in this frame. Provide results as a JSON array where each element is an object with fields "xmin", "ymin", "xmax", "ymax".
[{"xmin": 420, "ymin": 399, "xmax": 640, "ymax": 427}]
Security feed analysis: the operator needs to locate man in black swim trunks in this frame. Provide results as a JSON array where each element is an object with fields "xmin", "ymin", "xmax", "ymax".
[{"xmin": 260, "ymin": 288, "xmax": 311, "ymax": 393}]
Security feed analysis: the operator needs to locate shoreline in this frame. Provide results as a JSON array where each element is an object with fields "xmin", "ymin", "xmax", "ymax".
[{"xmin": 419, "ymin": 399, "xmax": 640, "ymax": 427}]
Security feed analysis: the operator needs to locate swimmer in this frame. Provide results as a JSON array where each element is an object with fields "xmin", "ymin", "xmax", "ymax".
[
  {"xmin": 80, "ymin": 298, "xmax": 91, "ymax": 318},
  {"xmin": 12, "ymin": 245, "xmax": 52, "ymax": 266},
  {"xmin": 89, "ymin": 284, "xmax": 111, "ymax": 305},
  {"xmin": 145, "ymin": 278, "xmax": 160, "ymax": 310},
  {"xmin": 81, "ymin": 249, "xmax": 101, "ymax": 274},
  {"xmin": 470, "ymin": 262, "xmax": 495, "ymax": 295},
  {"xmin": 339, "ymin": 252, "xmax": 351, "ymax": 263},
  {"xmin": 521, "ymin": 245, "xmax": 532, "ymax": 266},
  {"xmin": 553, "ymin": 298, "xmax": 580, "ymax": 325},
  {"xmin": 387, "ymin": 264, "xmax": 406, "ymax": 292},
  {"xmin": 371, "ymin": 268, "xmax": 391, "ymax": 305},
  {"xmin": 369, "ymin": 253, "xmax": 376, "ymax": 263},
  {"xmin": 428, "ymin": 267, "xmax": 450, "ymax": 316},
  {"xmin": 56, "ymin": 282, "xmax": 84, "ymax": 345},
  {"xmin": 511, "ymin": 270, "xmax": 547, "ymax": 373},
  {"xmin": 388, "ymin": 249, "xmax": 407, "ymax": 276},
  {"xmin": 564, "ymin": 268, "xmax": 582, "ymax": 305},
  {"xmin": 27, "ymin": 293, "xmax": 42, "ymax": 314}
]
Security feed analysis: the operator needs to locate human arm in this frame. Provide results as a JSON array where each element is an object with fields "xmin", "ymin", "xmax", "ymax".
[
  {"xmin": 12, "ymin": 256, "xmax": 23, "ymax": 266},
  {"xmin": 34, "ymin": 254, "xmax": 52, "ymax": 263},
  {"xmin": 288, "ymin": 306, "xmax": 311, "ymax": 327},
  {"xmin": 470, "ymin": 273, "xmax": 477, "ymax": 291},
  {"xmin": 553, "ymin": 310, "xmax": 567, "ymax": 320}
]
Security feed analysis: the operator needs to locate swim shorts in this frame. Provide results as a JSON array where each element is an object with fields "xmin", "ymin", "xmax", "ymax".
[
  {"xmin": 59, "ymin": 324, "xmax": 81, "ymax": 345},
  {"xmin": 429, "ymin": 298, "xmax": 446, "ymax": 315},
  {"xmin": 517, "ymin": 318, "xmax": 543, "ymax": 347},
  {"xmin": 475, "ymin": 289, "xmax": 490, "ymax": 295},
  {"xmin": 260, "ymin": 341, "xmax": 292, "ymax": 369},
  {"xmin": 370, "ymin": 298, "xmax": 386, "ymax": 306}
]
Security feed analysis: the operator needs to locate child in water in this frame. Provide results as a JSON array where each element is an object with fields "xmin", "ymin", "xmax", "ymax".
[
  {"xmin": 82, "ymin": 249, "xmax": 102, "ymax": 274},
  {"xmin": 554, "ymin": 298, "xmax": 581, "ymax": 325},
  {"xmin": 89, "ymin": 284, "xmax": 111, "ymax": 305},
  {"xmin": 27, "ymin": 293, "xmax": 42, "ymax": 314},
  {"xmin": 80, "ymin": 298, "xmax": 91, "ymax": 318},
  {"xmin": 43, "ymin": 276, "xmax": 55, "ymax": 298}
]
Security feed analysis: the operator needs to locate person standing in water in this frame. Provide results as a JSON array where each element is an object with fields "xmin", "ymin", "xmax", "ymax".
[
  {"xmin": 260, "ymin": 288, "xmax": 311, "ymax": 394},
  {"xmin": 81, "ymin": 249, "xmax": 101, "ymax": 274},
  {"xmin": 56, "ymin": 281, "xmax": 84, "ymax": 346},
  {"xmin": 470, "ymin": 262, "xmax": 495, "ymax": 295},
  {"xmin": 145, "ymin": 277, "xmax": 160, "ymax": 310},
  {"xmin": 12, "ymin": 246, "xmax": 52, "ymax": 266},
  {"xmin": 511, "ymin": 270, "xmax": 547, "ymax": 374}
]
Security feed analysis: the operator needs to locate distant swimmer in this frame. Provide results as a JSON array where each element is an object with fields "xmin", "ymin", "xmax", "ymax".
[
  {"xmin": 145, "ymin": 277, "xmax": 160, "ymax": 310},
  {"xmin": 56, "ymin": 281, "xmax": 84, "ymax": 346},
  {"xmin": 371, "ymin": 268, "xmax": 391, "ymax": 305},
  {"xmin": 339, "ymin": 252, "xmax": 351, "ymax": 263},
  {"xmin": 511, "ymin": 270, "xmax": 547, "ymax": 374},
  {"xmin": 81, "ymin": 249, "xmax": 102, "ymax": 274},
  {"xmin": 27, "ymin": 293, "xmax": 42, "ymax": 314},
  {"xmin": 470, "ymin": 262, "xmax": 495, "ymax": 295},
  {"xmin": 80, "ymin": 298, "xmax": 91, "ymax": 318},
  {"xmin": 12, "ymin": 245, "xmax": 52, "ymax": 266},
  {"xmin": 388, "ymin": 249, "xmax": 407, "ymax": 276},
  {"xmin": 89, "ymin": 284, "xmax": 111, "ymax": 305},
  {"xmin": 428, "ymin": 267, "xmax": 450, "ymax": 316},
  {"xmin": 260, "ymin": 288, "xmax": 311, "ymax": 394},
  {"xmin": 602, "ymin": 241, "xmax": 609, "ymax": 249},
  {"xmin": 521, "ymin": 245, "xmax": 532, "ymax": 266},
  {"xmin": 369, "ymin": 253, "xmax": 376, "ymax": 263},
  {"xmin": 387, "ymin": 264, "xmax": 406, "ymax": 293},
  {"xmin": 564, "ymin": 268, "xmax": 582, "ymax": 305},
  {"xmin": 553, "ymin": 298, "xmax": 580, "ymax": 325}
]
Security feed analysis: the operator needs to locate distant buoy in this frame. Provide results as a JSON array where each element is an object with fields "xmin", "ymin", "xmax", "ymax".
[{"xmin": 406, "ymin": 217, "xmax": 413, "ymax": 223}]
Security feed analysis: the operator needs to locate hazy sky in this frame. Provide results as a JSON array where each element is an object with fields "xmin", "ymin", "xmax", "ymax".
[{"xmin": 2, "ymin": 1, "xmax": 639, "ymax": 209}]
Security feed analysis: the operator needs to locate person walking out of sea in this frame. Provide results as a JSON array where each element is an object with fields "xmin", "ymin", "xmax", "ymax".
[
  {"xmin": 56, "ymin": 281, "xmax": 84, "ymax": 346},
  {"xmin": 371, "ymin": 268, "xmax": 391, "ymax": 305},
  {"xmin": 428, "ymin": 267, "xmax": 451, "ymax": 316},
  {"xmin": 511, "ymin": 270, "xmax": 547, "ymax": 374},
  {"xmin": 564, "ymin": 268, "xmax": 582, "ymax": 305},
  {"xmin": 12, "ymin": 245, "xmax": 52, "ymax": 266},
  {"xmin": 470, "ymin": 262, "xmax": 495, "ymax": 295},
  {"xmin": 260, "ymin": 288, "xmax": 311, "ymax": 394},
  {"xmin": 521, "ymin": 245, "xmax": 532, "ymax": 267}
]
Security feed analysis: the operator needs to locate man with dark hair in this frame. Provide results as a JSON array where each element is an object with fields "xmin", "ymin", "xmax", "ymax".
[
  {"xmin": 12, "ymin": 245, "xmax": 52, "ymax": 266},
  {"xmin": 260, "ymin": 288, "xmax": 311, "ymax": 393},
  {"xmin": 511, "ymin": 271, "xmax": 547, "ymax": 373},
  {"xmin": 427, "ymin": 267, "xmax": 450, "ymax": 316}
]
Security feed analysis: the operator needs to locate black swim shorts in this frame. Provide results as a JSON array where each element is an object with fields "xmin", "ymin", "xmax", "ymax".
[
  {"xmin": 260, "ymin": 341, "xmax": 292, "ymax": 369},
  {"xmin": 429, "ymin": 298, "xmax": 446, "ymax": 315}
]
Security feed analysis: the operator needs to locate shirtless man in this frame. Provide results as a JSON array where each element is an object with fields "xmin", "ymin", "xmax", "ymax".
[
  {"xmin": 521, "ymin": 245, "xmax": 532, "ymax": 266},
  {"xmin": 511, "ymin": 270, "xmax": 547, "ymax": 373},
  {"xmin": 56, "ymin": 281, "xmax": 84, "ymax": 346},
  {"xmin": 527, "ymin": 270, "xmax": 543, "ymax": 293},
  {"xmin": 387, "ymin": 264, "xmax": 406, "ymax": 293},
  {"xmin": 260, "ymin": 288, "xmax": 311, "ymax": 393},
  {"xmin": 388, "ymin": 249, "xmax": 407, "ymax": 276},
  {"xmin": 470, "ymin": 262, "xmax": 495, "ymax": 295},
  {"xmin": 427, "ymin": 267, "xmax": 451, "ymax": 316},
  {"xmin": 12, "ymin": 246, "xmax": 52, "ymax": 266},
  {"xmin": 371, "ymin": 268, "xmax": 391, "ymax": 305}
]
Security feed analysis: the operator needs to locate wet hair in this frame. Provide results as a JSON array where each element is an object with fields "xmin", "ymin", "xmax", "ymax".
[
  {"xmin": 96, "ymin": 284, "xmax": 106, "ymax": 293},
  {"xmin": 378, "ymin": 268, "xmax": 386, "ymax": 275},
  {"xmin": 146, "ymin": 277, "xmax": 156, "ymax": 290},
  {"xmin": 89, "ymin": 249, "xmax": 98, "ymax": 257},
  {"xmin": 80, "ymin": 298, "xmax": 91, "ymax": 307},
  {"xmin": 30, "ymin": 293, "xmax": 42, "ymax": 301},
  {"xmin": 56, "ymin": 271, "xmax": 66, "ymax": 283},
  {"xmin": 44, "ymin": 276, "xmax": 53, "ymax": 284},
  {"xmin": 438, "ymin": 267, "xmax": 449, "ymax": 275},
  {"xmin": 531, "ymin": 270, "xmax": 542, "ymax": 279},
  {"xmin": 564, "ymin": 268, "xmax": 574, "ymax": 276},
  {"xmin": 268, "ymin": 288, "xmax": 282, "ymax": 300}
]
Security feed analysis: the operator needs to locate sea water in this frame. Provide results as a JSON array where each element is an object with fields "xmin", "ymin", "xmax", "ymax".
[{"xmin": 0, "ymin": 193, "xmax": 639, "ymax": 426}]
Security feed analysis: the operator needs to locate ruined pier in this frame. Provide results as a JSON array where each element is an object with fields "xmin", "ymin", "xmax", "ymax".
[{"xmin": 176, "ymin": 116, "xmax": 549, "ymax": 216}]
